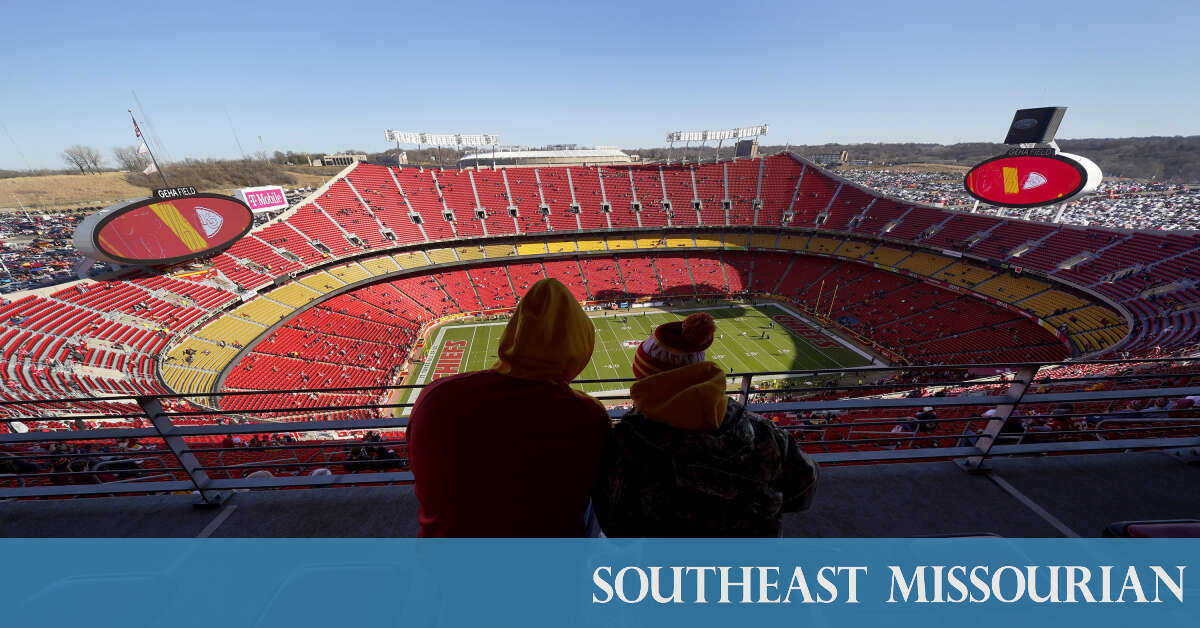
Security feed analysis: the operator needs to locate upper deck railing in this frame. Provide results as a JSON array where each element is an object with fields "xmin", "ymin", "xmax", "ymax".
[{"xmin": 1, "ymin": 357, "xmax": 1198, "ymax": 504}]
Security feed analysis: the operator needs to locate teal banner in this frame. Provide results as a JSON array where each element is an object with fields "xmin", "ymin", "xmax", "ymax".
[{"xmin": 0, "ymin": 539, "xmax": 1195, "ymax": 627}]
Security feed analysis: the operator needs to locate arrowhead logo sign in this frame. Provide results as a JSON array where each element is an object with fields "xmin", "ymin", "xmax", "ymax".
[
  {"xmin": 1022, "ymin": 172, "xmax": 1047, "ymax": 190},
  {"xmin": 195, "ymin": 207, "xmax": 224, "ymax": 237},
  {"xmin": 964, "ymin": 153, "xmax": 1097, "ymax": 208}
]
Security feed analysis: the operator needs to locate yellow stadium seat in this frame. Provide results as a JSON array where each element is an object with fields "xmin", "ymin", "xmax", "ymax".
[{"xmin": 575, "ymin": 238, "xmax": 607, "ymax": 251}]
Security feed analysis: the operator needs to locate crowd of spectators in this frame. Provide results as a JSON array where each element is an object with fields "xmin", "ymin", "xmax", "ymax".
[
  {"xmin": 837, "ymin": 168, "xmax": 1200, "ymax": 231},
  {"xmin": 0, "ymin": 437, "xmax": 153, "ymax": 485}
]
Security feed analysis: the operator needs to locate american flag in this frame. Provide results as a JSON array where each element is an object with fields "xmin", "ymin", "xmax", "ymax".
[{"xmin": 132, "ymin": 118, "xmax": 142, "ymax": 138}]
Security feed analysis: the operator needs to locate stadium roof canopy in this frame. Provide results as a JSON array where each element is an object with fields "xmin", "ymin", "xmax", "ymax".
[{"xmin": 457, "ymin": 148, "xmax": 633, "ymax": 167}]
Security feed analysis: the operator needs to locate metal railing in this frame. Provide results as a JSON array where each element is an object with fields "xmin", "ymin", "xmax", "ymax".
[{"xmin": 2, "ymin": 357, "xmax": 1198, "ymax": 504}]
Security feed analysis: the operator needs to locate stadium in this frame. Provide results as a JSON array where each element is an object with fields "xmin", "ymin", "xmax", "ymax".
[{"xmin": 1, "ymin": 150, "xmax": 1198, "ymax": 537}]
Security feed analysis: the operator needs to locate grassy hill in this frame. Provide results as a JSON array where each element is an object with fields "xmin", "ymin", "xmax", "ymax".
[{"xmin": 0, "ymin": 166, "xmax": 341, "ymax": 213}]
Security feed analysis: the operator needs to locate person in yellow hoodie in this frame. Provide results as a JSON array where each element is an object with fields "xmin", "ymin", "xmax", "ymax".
[
  {"xmin": 593, "ymin": 312, "xmax": 818, "ymax": 537},
  {"xmin": 408, "ymin": 278, "xmax": 610, "ymax": 537}
]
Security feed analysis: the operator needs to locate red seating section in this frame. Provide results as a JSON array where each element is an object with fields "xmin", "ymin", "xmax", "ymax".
[{"xmin": 6, "ymin": 152, "xmax": 1199, "ymax": 426}]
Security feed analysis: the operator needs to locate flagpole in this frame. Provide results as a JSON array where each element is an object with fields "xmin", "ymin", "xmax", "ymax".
[{"xmin": 129, "ymin": 109, "xmax": 170, "ymax": 188}]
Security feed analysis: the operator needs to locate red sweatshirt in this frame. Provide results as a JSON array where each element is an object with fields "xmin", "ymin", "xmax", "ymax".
[{"xmin": 408, "ymin": 370, "xmax": 610, "ymax": 537}]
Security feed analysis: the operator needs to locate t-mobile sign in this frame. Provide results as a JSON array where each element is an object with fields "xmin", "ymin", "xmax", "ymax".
[{"xmin": 234, "ymin": 185, "xmax": 289, "ymax": 213}]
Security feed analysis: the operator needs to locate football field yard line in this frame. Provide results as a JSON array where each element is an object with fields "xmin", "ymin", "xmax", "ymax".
[{"xmin": 594, "ymin": 317, "xmax": 621, "ymax": 381}]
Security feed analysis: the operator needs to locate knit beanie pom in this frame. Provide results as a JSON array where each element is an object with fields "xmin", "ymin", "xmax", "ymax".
[{"xmin": 681, "ymin": 313, "xmax": 715, "ymax": 348}]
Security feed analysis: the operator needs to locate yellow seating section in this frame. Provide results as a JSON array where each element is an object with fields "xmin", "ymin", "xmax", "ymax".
[
  {"xmin": 267, "ymin": 283, "xmax": 321, "ymax": 308},
  {"xmin": 863, "ymin": 246, "xmax": 909, "ymax": 267},
  {"xmin": 723, "ymin": 232, "xmax": 748, "ymax": 250},
  {"xmin": 189, "ymin": 315, "xmax": 263, "ymax": 348},
  {"xmin": 934, "ymin": 262, "xmax": 995, "ymax": 288},
  {"xmin": 161, "ymin": 362, "xmax": 219, "ymax": 395},
  {"xmin": 425, "ymin": 248, "xmax": 458, "ymax": 265},
  {"xmin": 974, "ymin": 274, "xmax": 1050, "ymax": 302},
  {"xmin": 1048, "ymin": 305, "xmax": 1122, "ymax": 334},
  {"xmin": 359, "ymin": 256, "xmax": 400, "ymax": 276},
  {"xmin": 1019, "ymin": 290, "xmax": 1091, "ymax": 319},
  {"xmin": 635, "ymin": 236, "xmax": 665, "ymax": 249},
  {"xmin": 748, "ymin": 234, "xmax": 777, "ymax": 249},
  {"xmin": 327, "ymin": 263, "xmax": 371, "ymax": 285},
  {"xmin": 835, "ymin": 240, "xmax": 871, "ymax": 259},
  {"xmin": 1073, "ymin": 325, "xmax": 1129, "ymax": 353},
  {"xmin": 806, "ymin": 237, "xmax": 841, "ymax": 255},
  {"xmin": 777, "ymin": 233, "xmax": 808, "ymax": 251},
  {"xmin": 898, "ymin": 252, "xmax": 953, "ymax": 276},
  {"xmin": 455, "ymin": 246, "xmax": 485, "ymax": 261},
  {"xmin": 393, "ymin": 251, "xmax": 430, "ymax": 269},
  {"xmin": 605, "ymin": 237, "xmax": 636, "ymax": 250},
  {"xmin": 515, "ymin": 242, "xmax": 547, "ymax": 255},
  {"xmin": 692, "ymin": 235, "xmax": 722, "ymax": 248},
  {"xmin": 229, "ymin": 298, "xmax": 291, "ymax": 327},
  {"xmin": 298, "ymin": 271, "xmax": 343, "ymax": 293},
  {"xmin": 575, "ymin": 238, "xmax": 607, "ymax": 251},
  {"xmin": 664, "ymin": 235, "xmax": 695, "ymax": 248},
  {"xmin": 546, "ymin": 239, "xmax": 577, "ymax": 253},
  {"xmin": 483, "ymin": 244, "xmax": 516, "ymax": 258}
]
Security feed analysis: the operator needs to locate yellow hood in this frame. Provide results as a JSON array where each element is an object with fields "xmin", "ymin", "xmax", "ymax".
[
  {"xmin": 491, "ymin": 278, "xmax": 595, "ymax": 384},
  {"xmin": 629, "ymin": 361, "xmax": 729, "ymax": 433}
]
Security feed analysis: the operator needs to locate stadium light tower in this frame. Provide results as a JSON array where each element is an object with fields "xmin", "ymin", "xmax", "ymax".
[
  {"xmin": 386, "ymin": 130, "xmax": 499, "ymax": 169},
  {"xmin": 666, "ymin": 125, "xmax": 768, "ymax": 164}
]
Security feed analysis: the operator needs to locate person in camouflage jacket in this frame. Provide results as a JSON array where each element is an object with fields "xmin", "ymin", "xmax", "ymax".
[{"xmin": 592, "ymin": 313, "xmax": 819, "ymax": 537}]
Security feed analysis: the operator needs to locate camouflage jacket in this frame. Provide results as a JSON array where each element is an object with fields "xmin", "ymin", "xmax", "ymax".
[{"xmin": 592, "ymin": 400, "xmax": 819, "ymax": 537}]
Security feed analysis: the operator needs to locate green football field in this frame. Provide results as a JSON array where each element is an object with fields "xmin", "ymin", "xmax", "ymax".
[{"xmin": 402, "ymin": 303, "xmax": 875, "ymax": 404}]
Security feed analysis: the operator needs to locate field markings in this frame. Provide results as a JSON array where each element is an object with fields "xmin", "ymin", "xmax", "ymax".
[
  {"xmin": 408, "ymin": 303, "xmax": 879, "ymax": 401},
  {"xmin": 770, "ymin": 301, "xmax": 881, "ymax": 365}
]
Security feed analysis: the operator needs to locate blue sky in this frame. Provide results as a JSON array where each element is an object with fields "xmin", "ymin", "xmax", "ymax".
[{"xmin": 2, "ymin": 0, "xmax": 1196, "ymax": 170}]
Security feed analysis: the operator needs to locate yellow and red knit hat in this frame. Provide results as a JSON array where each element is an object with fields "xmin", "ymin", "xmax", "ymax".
[{"xmin": 632, "ymin": 312, "xmax": 716, "ymax": 379}]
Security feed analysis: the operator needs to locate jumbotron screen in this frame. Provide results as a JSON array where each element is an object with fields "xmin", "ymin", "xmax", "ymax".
[
  {"xmin": 74, "ymin": 194, "xmax": 253, "ymax": 265},
  {"xmin": 964, "ymin": 154, "xmax": 1092, "ymax": 208}
]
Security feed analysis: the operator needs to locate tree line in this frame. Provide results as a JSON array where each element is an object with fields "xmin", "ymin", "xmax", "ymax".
[{"xmin": 18, "ymin": 135, "xmax": 1199, "ymax": 183}]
